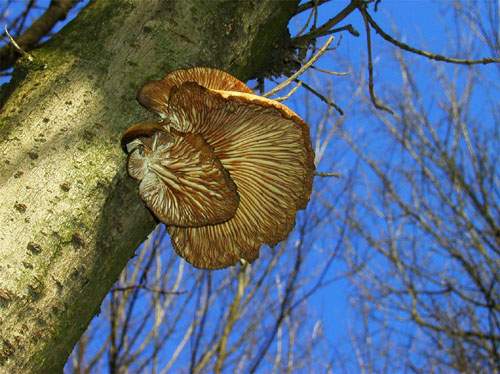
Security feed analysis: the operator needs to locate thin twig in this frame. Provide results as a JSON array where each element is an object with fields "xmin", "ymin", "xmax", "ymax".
[
  {"xmin": 309, "ymin": 64, "xmax": 350, "ymax": 76},
  {"xmin": 112, "ymin": 285, "xmax": 186, "ymax": 296},
  {"xmin": 315, "ymin": 172, "xmax": 341, "ymax": 178},
  {"xmin": 4, "ymin": 26, "xmax": 33, "ymax": 62},
  {"xmin": 295, "ymin": 1, "xmax": 316, "ymax": 38},
  {"xmin": 295, "ymin": 0, "xmax": 331, "ymax": 15},
  {"xmin": 264, "ymin": 35, "xmax": 334, "ymax": 98},
  {"xmin": 10, "ymin": 0, "xmax": 36, "ymax": 37},
  {"xmin": 274, "ymin": 81, "xmax": 302, "ymax": 102},
  {"xmin": 296, "ymin": 79, "xmax": 344, "ymax": 116},
  {"xmin": 363, "ymin": 8, "xmax": 500, "ymax": 65},
  {"xmin": 360, "ymin": 7, "xmax": 394, "ymax": 114},
  {"xmin": 329, "ymin": 24, "xmax": 360, "ymax": 37},
  {"xmin": 292, "ymin": 0, "xmax": 358, "ymax": 46}
]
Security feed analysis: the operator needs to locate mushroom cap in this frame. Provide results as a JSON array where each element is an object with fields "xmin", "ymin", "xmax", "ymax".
[
  {"xmin": 137, "ymin": 67, "xmax": 253, "ymax": 116},
  {"xmin": 123, "ymin": 68, "xmax": 315, "ymax": 269},
  {"xmin": 164, "ymin": 82, "xmax": 315, "ymax": 269},
  {"xmin": 121, "ymin": 121, "xmax": 165, "ymax": 152},
  {"xmin": 124, "ymin": 122, "xmax": 239, "ymax": 227}
]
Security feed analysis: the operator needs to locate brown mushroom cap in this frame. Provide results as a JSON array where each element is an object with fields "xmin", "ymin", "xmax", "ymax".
[
  {"xmin": 121, "ymin": 121, "xmax": 165, "ymax": 152},
  {"xmin": 137, "ymin": 67, "xmax": 253, "ymax": 116},
  {"xmin": 124, "ymin": 122, "xmax": 239, "ymax": 227},
  {"xmin": 123, "ymin": 68, "xmax": 315, "ymax": 269}
]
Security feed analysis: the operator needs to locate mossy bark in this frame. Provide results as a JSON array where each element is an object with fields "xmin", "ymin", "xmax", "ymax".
[{"xmin": 0, "ymin": 1, "xmax": 297, "ymax": 371}]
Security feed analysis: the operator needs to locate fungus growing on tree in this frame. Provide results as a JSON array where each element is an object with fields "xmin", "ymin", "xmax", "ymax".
[{"xmin": 122, "ymin": 67, "xmax": 315, "ymax": 269}]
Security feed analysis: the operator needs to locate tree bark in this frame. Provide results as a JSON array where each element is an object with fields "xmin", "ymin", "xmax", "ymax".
[{"xmin": 0, "ymin": 1, "xmax": 297, "ymax": 371}]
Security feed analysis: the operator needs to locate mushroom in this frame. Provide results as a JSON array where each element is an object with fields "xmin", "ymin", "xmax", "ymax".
[
  {"xmin": 121, "ymin": 122, "xmax": 239, "ymax": 227},
  {"xmin": 122, "ymin": 67, "xmax": 315, "ymax": 269}
]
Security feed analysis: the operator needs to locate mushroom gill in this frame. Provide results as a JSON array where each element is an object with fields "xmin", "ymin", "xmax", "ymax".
[
  {"xmin": 122, "ymin": 68, "xmax": 315, "ymax": 269},
  {"xmin": 122, "ymin": 124, "xmax": 239, "ymax": 227}
]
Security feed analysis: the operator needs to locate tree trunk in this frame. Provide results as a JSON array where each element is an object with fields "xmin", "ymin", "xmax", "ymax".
[{"xmin": 0, "ymin": 1, "xmax": 297, "ymax": 371}]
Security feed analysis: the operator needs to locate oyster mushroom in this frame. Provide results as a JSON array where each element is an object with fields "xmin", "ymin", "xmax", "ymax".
[
  {"xmin": 122, "ymin": 123, "xmax": 239, "ymax": 227},
  {"xmin": 122, "ymin": 68, "xmax": 315, "ymax": 269}
]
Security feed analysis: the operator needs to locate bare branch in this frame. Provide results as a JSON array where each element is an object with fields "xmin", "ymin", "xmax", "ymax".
[
  {"xmin": 315, "ymin": 172, "xmax": 341, "ymax": 178},
  {"xmin": 292, "ymin": 0, "xmax": 358, "ymax": 46},
  {"xmin": 264, "ymin": 35, "xmax": 334, "ymax": 98},
  {"xmin": 309, "ymin": 64, "xmax": 350, "ymax": 76},
  {"xmin": 329, "ymin": 24, "xmax": 360, "ymax": 37},
  {"xmin": 360, "ymin": 6, "xmax": 394, "ymax": 114},
  {"xmin": 297, "ymin": 78, "xmax": 344, "ymax": 115},
  {"xmin": 111, "ymin": 285, "xmax": 186, "ymax": 296},
  {"xmin": 0, "ymin": 0, "xmax": 77, "ymax": 71},
  {"xmin": 295, "ymin": 0, "xmax": 331, "ymax": 15},
  {"xmin": 273, "ymin": 81, "xmax": 302, "ymax": 102},
  {"xmin": 363, "ymin": 7, "xmax": 500, "ymax": 65}
]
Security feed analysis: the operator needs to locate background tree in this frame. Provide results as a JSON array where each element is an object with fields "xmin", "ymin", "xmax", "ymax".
[{"xmin": 0, "ymin": 1, "xmax": 498, "ymax": 373}]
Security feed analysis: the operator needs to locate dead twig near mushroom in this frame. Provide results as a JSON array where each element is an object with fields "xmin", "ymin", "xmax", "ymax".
[
  {"xmin": 264, "ymin": 35, "xmax": 334, "ymax": 98},
  {"xmin": 273, "ymin": 81, "xmax": 303, "ymax": 102},
  {"xmin": 309, "ymin": 64, "xmax": 350, "ymax": 76}
]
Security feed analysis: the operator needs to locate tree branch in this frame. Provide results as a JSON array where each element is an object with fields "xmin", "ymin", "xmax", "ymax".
[
  {"xmin": 315, "ymin": 172, "xmax": 341, "ymax": 177},
  {"xmin": 296, "ymin": 79, "xmax": 344, "ymax": 115},
  {"xmin": 111, "ymin": 285, "xmax": 186, "ymax": 296},
  {"xmin": 264, "ymin": 35, "xmax": 334, "ymax": 98},
  {"xmin": 360, "ymin": 6, "xmax": 394, "ymax": 114},
  {"xmin": 292, "ymin": 0, "xmax": 358, "ymax": 46},
  {"xmin": 0, "ymin": 0, "xmax": 77, "ymax": 71},
  {"xmin": 363, "ymin": 7, "xmax": 500, "ymax": 65},
  {"xmin": 295, "ymin": 0, "xmax": 331, "ymax": 15}
]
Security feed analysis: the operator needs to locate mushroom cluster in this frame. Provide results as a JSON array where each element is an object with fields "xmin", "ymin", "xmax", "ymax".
[{"xmin": 122, "ymin": 68, "xmax": 315, "ymax": 269}]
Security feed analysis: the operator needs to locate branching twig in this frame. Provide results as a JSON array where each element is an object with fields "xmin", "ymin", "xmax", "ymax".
[
  {"xmin": 295, "ymin": 0, "xmax": 331, "ymax": 15},
  {"xmin": 360, "ymin": 6, "xmax": 394, "ymax": 114},
  {"xmin": 329, "ymin": 24, "xmax": 360, "ymax": 37},
  {"xmin": 264, "ymin": 35, "xmax": 334, "ymax": 98},
  {"xmin": 296, "ymin": 79, "xmax": 344, "ymax": 115},
  {"xmin": 363, "ymin": 8, "xmax": 500, "ymax": 65},
  {"xmin": 292, "ymin": 0, "xmax": 358, "ymax": 46},
  {"xmin": 0, "ymin": 0, "xmax": 77, "ymax": 71},
  {"xmin": 295, "ymin": 2, "xmax": 316, "ymax": 38}
]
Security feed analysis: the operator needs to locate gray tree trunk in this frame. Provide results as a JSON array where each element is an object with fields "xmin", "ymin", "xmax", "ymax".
[{"xmin": 0, "ymin": 1, "xmax": 297, "ymax": 371}]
